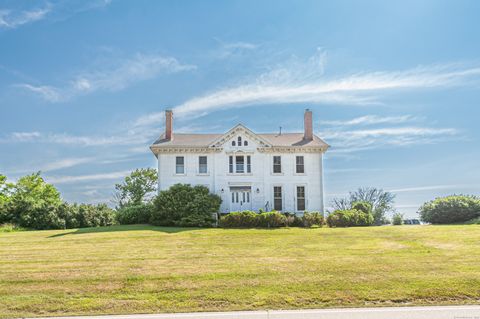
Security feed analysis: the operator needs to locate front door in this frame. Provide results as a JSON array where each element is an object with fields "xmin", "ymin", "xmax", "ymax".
[{"xmin": 230, "ymin": 190, "xmax": 252, "ymax": 211}]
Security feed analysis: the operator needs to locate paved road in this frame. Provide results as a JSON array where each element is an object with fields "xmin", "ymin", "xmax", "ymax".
[{"xmin": 32, "ymin": 305, "xmax": 480, "ymax": 319}]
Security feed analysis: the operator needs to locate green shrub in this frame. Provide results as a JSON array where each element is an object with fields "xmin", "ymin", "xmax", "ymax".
[
  {"xmin": 151, "ymin": 184, "xmax": 221, "ymax": 227},
  {"xmin": 302, "ymin": 211, "xmax": 325, "ymax": 227},
  {"xmin": 257, "ymin": 211, "xmax": 287, "ymax": 228},
  {"xmin": 392, "ymin": 212, "xmax": 404, "ymax": 225},
  {"xmin": 219, "ymin": 211, "xmax": 258, "ymax": 228},
  {"xmin": 351, "ymin": 201, "xmax": 373, "ymax": 215},
  {"xmin": 465, "ymin": 217, "xmax": 480, "ymax": 225},
  {"xmin": 419, "ymin": 195, "xmax": 480, "ymax": 224},
  {"xmin": 59, "ymin": 203, "xmax": 117, "ymax": 229},
  {"xmin": 327, "ymin": 209, "xmax": 374, "ymax": 227},
  {"xmin": 116, "ymin": 203, "xmax": 154, "ymax": 225}
]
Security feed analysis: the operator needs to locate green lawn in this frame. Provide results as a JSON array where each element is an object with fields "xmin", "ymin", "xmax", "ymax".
[{"xmin": 1, "ymin": 225, "xmax": 480, "ymax": 318}]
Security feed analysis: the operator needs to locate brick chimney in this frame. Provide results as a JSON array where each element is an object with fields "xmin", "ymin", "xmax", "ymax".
[
  {"xmin": 304, "ymin": 109, "xmax": 313, "ymax": 141},
  {"xmin": 165, "ymin": 109, "xmax": 173, "ymax": 140}
]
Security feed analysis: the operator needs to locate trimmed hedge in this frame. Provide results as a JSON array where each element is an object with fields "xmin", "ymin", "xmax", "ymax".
[
  {"xmin": 220, "ymin": 211, "xmax": 324, "ymax": 228},
  {"xmin": 326, "ymin": 209, "xmax": 374, "ymax": 227},
  {"xmin": 116, "ymin": 203, "xmax": 154, "ymax": 225},
  {"xmin": 419, "ymin": 195, "xmax": 480, "ymax": 224}
]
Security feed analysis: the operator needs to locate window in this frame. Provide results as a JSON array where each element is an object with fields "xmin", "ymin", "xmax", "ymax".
[
  {"xmin": 199, "ymin": 156, "xmax": 207, "ymax": 174},
  {"xmin": 175, "ymin": 156, "xmax": 184, "ymax": 174},
  {"xmin": 246, "ymin": 155, "xmax": 251, "ymax": 173},
  {"xmin": 273, "ymin": 186, "xmax": 282, "ymax": 211},
  {"xmin": 273, "ymin": 156, "xmax": 282, "ymax": 173},
  {"xmin": 244, "ymin": 140, "xmax": 248, "ymax": 146},
  {"xmin": 236, "ymin": 156, "xmax": 245, "ymax": 173},
  {"xmin": 232, "ymin": 141, "xmax": 236, "ymax": 146},
  {"xmin": 296, "ymin": 186, "xmax": 306, "ymax": 211},
  {"xmin": 296, "ymin": 156, "xmax": 305, "ymax": 174},
  {"xmin": 229, "ymin": 156, "xmax": 233, "ymax": 173},
  {"xmin": 238, "ymin": 136, "xmax": 242, "ymax": 146}
]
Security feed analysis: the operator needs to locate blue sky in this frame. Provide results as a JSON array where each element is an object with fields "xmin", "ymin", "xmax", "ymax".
[{"xmin": 1, "ymin": 0, "xmax": 480, "ymax": 217}]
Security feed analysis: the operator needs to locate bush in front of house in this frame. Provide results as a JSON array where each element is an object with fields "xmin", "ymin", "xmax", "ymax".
[
  {"xmin": 116, "ymin": 203, "xmax": 154, "ymax": 225},
  {"xmin": 326, "ymin": 209, "xmax": 374, "ymax": 227},
  {"xmin": 301, "ymin": 211, "xmax": 325, "ymax": 227},
  {"xmin": 257, "ymin": 211, "xmax": 287, "ymax": 228},
  {"xmin": 392, "ymin": 212, "xmax": 404, "ymax": 225},
  {"xmin": 151, "ymin": 184, "xmax": 222, "ymax": 227},
  {"xmin": 219, "ymin": 211, "xmax": 258, "ymax": 228},
  {"xmin": 419, "ymin": 195, "xmax": 480, "ymax": 224}
]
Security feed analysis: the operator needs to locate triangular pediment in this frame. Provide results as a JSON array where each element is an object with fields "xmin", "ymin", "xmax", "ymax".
[{"xmin": 208, "ymin": 124, "xmax": 272, "ymax": 148}]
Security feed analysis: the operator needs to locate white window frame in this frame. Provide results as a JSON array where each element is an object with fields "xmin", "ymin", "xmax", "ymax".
[
  {"xmin": 272, "ymin": 155, "xmax": 282, "ymax": 175},
  {"xmin": 272, "ymin": 185, "xmax": 283, "ymax": 211},
  {"xmin": 198, "ymin": 156, "xmax": 208, "ymax": 175},
  {"xmin": 295, "ymin": 184, "xmax": 307, "ymax": 212},
  {"xmin": 295, "ymin": 155, "xmax": 306, "ymax": 175},
  {"xmin": 175, "ymin": 156, "xmax": 185, "ymax": 175}
]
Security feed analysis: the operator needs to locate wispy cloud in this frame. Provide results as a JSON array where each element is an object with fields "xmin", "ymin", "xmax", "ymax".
[
  {"xmin": 18, "ymin": 53, "xmax": 195, "ymax": 102},
  {"xmin": 1, "ymin": 130, "xmax": 154, "ymax": 147},
  {"xmin": 46, "ymin": 170, "xmax": 130, "ymax": 184},
  {"xmin": 213, "ymin": 40, "xmax": 259, "ymax": 59},
  {"xmin": 0, "ymin": 4, "xmax": 51, "ymax": 29},
  {"xmin": 388, "ymin": 184, "xmax": 473, "ymax": 193},
  {"xmin": 135, "ymin": 51, "xmax": 480, "ymax": 127},
  {"xmin": 321, "ymin": 115, "xmax": 415, "ymax": 127},
  {"xmin": 324, "ymin": 126, "xmax": 459, "ymax": 153}
]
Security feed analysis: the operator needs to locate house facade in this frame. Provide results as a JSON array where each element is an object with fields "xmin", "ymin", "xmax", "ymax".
[{"xmin": 150, "ymin": 109, "xmax": 329, "ymax": 214}]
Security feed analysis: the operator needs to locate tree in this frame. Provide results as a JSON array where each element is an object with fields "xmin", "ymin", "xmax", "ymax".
[
  {"xmin": 331, "ymin": 187, "xmax": 395, "ymax": 225},
  {"xmin": 115, "ymin": 168, "xmax": 157, "ymax": 207},
  {"xmin": 7, "ymin": 172, "xmax": 63, "ymax": 228},
  {"xmin": 0, "ymin": 174, "xmax": 12, "ymax": 205}
]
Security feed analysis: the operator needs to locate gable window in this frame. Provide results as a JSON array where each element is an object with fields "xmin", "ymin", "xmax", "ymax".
[
  {"xmin": 296, "ymin": 186, "xmax": 306, "ymax": 211},
  {"xmin": 273, "ymin": 186, "xmax": 282, "ymax": 211},
  {"xmin": 296, "ymin": 156, "xmax": 305, "ymax": 174},
  {"xmin": 244, "ymin": 140, "xmax": 248, "ymax": 146},
  {"xmin": 199, "ymin": 156, "xmax": 207, "ymax": 174},
  {"xmin": 232, "ymin": 141, "xmax": 236, "ymax": 146},
  {"xmin": 175, "ymin": 156, "xmax": 185, "ymax": 174},
  {"xmin": 273, "ymin": 156, "xmax": 282, "ymax": 173},
  {"xmin": 238, "ymin": 136, "xmax": 242, "ymax": 146},
  {"xmin": 246, "ymin": 155, "xmax": 251, "ymax": 173},
  {"xmin": 229, "ymin": 156, "xmax": 233, "ymax": 173},
  {"xmin": 236, "ymin": 156, "xmax": 245, "ymax": 173}
]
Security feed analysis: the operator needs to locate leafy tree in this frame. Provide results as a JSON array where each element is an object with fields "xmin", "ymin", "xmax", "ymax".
[
  {"xmin": 115, "ymin": 168, "xmax": 157, "ymax": 207},
  {"xmin": 7, "ymin": 172, "xmax": 63, "ymax": 229},
  {"xmin": 0, "ymin": 174, "xmax": 12, "ymax": 204},
  {"xmin": 331, "ymin": 187, "xmax": 395, "ymax": 225}
]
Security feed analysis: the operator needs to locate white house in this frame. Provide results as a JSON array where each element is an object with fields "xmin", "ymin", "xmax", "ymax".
[{"xmin": 150, "ymin": 109, "xmax": 329, "ymax": 214}]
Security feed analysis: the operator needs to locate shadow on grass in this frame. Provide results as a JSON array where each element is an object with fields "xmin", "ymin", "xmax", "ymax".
[{"xmin": 48, "ymin": 224, "xmax": 201, "ymax": 238}]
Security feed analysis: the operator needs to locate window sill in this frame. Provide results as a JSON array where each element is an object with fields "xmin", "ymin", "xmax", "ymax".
[
  {"xmin": 293, "ymin": 173, "xmax": 307, "ymax": 176},
  {"xmin": 174, "ymin": 173, "xmax": 187, "ymax": 176},
  {"xmin": 227, "ymin": 173, "xmax": 253, "ymax": 176},
  {"xmin": 196, "ymin": 173, "xmax": 210, "ymax": 176},
  {"xmin": 271, "ymin": 173, "xmax": 284, "ymax": 176}
]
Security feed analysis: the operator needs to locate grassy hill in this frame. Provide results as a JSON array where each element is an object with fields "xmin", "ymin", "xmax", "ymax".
[{"xmin": 1, "ymin": 224, "xmax": 480, "ymax": 318}]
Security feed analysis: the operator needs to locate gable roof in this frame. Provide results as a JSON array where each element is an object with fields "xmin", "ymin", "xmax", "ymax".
[{"xmin": 151, "ymin": 124, "xmax": 329, "ymax": 150}]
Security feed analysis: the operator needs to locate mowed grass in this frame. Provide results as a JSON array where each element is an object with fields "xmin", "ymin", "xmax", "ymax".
[{"xmin": 1, "ymin": 225, "xmax": 480, "ymax": 318}]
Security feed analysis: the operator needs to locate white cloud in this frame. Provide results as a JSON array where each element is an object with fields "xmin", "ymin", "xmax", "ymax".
[
  {"xmin": 135, "ymin": 53, "xmax": 480, "ymax": 128},
  {"xmin": 388, "ymin": 184, "xmax": 472, "ymax": 193},
  {"xmin": 19, "ymin": 53, "xmax": 196, "ymax": 102},
  {"xmin": 47, "ymin": 170, "xmax": 130, "ymax": 184},
  {"xmin": 39, "ymin": 157, "xmax": 95, "ymax": 172},
  {"xmin": 324, "ymin": 126, "xmax": 459, "ymax": 153},
  {"xmin": 0, "ymin": 5, "xmax": 51, "ymax": 29},
  {"xmin": 321, "ymin": 115, "xmax": 415, "ymax": 127}
]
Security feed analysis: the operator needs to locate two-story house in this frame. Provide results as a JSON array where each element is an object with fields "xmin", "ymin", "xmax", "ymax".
[{"xmin": 150, "ymin": 109, "xmax": 329, "ymax": 214}]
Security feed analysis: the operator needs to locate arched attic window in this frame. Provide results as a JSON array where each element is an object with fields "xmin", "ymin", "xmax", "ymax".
[
  {"xmin": 232, "ymin": 140, "xmax": 236, "ymax": 146},
  {"xmin": 244, "ymin": 140, "xmax": 248, "ymax": 146},
  {"xmin": 238, "ymin": 136, "xmax": 242, "ymax": 146}
]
